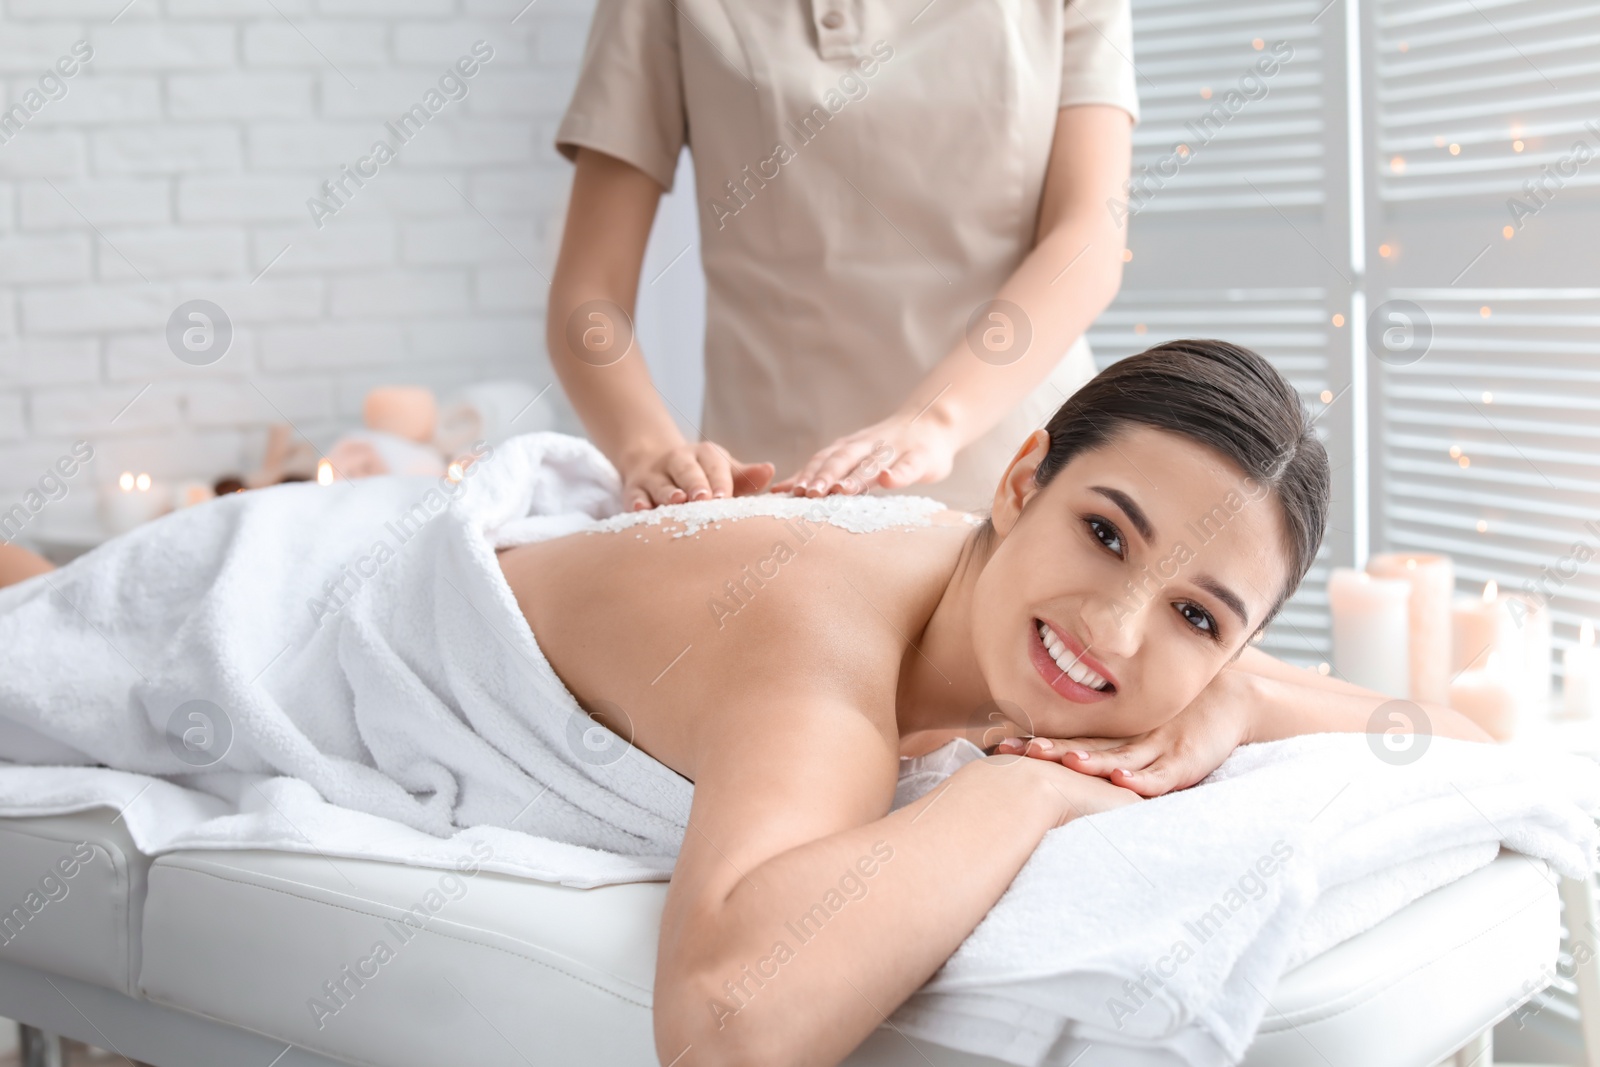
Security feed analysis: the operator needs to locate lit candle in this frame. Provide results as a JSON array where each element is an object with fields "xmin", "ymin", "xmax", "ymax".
[
  {"xmin": 98, "ymin": 471, "xmax": 169, "ymax": 534},
  {"xmin": 1366, "ymin": 552, "xmax": 1454, "ymax": 705},
  {"xmin": 1449, "ymin": 652, "xmax": 1520, "ymax": 741},
  {"xmin": 1504, "ymin": 592, "xmax": 1553, "ymax": 719},
  {"xmin": 1451, "ymin": 580, "xmax": 1517, "ymax": 674},
  {"xmin": 1328, "ymin": 568, "xmax": 1411, "ymax": 696},
  {"xmin": 1562, "ymin": 622, "xmax": 1600, "ymax": 720},
  {"xmin": 316, "ymin": 459, "xmax": 334, "ymax": 486}
]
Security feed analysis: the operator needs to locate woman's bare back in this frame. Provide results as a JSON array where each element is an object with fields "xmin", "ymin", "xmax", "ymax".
[{"xmin": 496, "ymin": 503, "xmax": 977, "ymax": 783}]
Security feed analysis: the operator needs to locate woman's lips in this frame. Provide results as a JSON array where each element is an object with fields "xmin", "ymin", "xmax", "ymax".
[{"xmin": 1029, "ymin": 618, "xmax": 1116, "ymax": 704}]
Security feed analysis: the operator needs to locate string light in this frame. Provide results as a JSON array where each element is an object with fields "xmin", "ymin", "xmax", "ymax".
[
  {"xmin": 1479, "ymin": 305, "xmax": 1492, "ymax": 317},
  {"xmin": 1122, "ymin": 248, "xmax": 1133, "ymax": 262},
  {"xmin": 134, "ymin": 473, "xmax": 151, "ymax": 491},
  {"xmin": 1200, "ymin": 87, "xmax": 1213, "ymax": 99},
  {"xmin": 1390, "ymin": 155, "xmax": 1407, "ymax": 173},
  {"xmin": 1331, "ymin": 313, "xmax": 1345, "ymax": 326},
  {"xmin": 1252, "ymin": 37, "xmax": 1265, "ymax": 49},
  {"xmin": 1449, "ymin": 445, "xmax": 1462, "ymax": 458},
  {"xmin": 1320, "ymin": 389, "xmax": 1334, "ymax": 402},
  {"xmin": 1477, "ymin": 520, "xmax": 1489, "ymax": 533},
  {"xmin": 1133, "ymin": 322, "xmax": 1147, "ymax": 334},
  {"xmin": 118, "ymin": 471, "xmax": 135, "ymax": 492},
  {"xmin": 1503, "ymin": 225, "xmax": 1515, "ymax": 239},
  {"xmin": 1482, "ymin": 390, "xmax": 1494, "ymax": 403},
  {"xmin": 1378, "ymin": 243, "xmax": 1393, "ymax": 258},
  {"xmin": 1449, "ymin": 143, "xmax": 1461, "ymax": 155},
  {"xmin": 1513, "ymin": 140, "xmax": 1524, "ymax": 152}
]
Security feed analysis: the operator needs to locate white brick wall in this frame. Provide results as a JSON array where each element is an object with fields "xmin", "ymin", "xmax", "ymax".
[{"xmin": 0, "ymin": 0, "xmax": 589, "ymax": 533}]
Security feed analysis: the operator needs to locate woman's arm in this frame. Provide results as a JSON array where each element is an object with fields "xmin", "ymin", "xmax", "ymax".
[
  {"xmin": 781, "ymin": 104, "xmax": 1133, "ymax": 495},
  {"xmin": 1231, "ymin": 645, "xmax": 1494, "ymax": 744},
  {"xmin": 0, "ymin": 543, "xmax": 54, "ymax": 588},
  {"xmin": 1000, "ymin": 645, "xmax": 1493, "ymax": 797},
  {"xmin": 549, "ymin": 148, "xmax": 775, "ymax": 508},
  {"xmin": 655, "ymin": 698, "xmax": 1137, "ymax": 1067}
]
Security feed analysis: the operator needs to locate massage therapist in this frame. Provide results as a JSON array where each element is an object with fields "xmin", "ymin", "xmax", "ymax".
[{"xmin": 547, "ymin": 0, "xmax": 1140, "ymax": 512}]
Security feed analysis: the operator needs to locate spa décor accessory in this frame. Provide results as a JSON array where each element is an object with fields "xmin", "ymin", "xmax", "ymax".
[
  {"xmin": 1563, "ymin": 621, "xmax": 1600, "ymax": 720},
  {"xmin": 1328, "ymin": 567, "xmax": 1411, "ymax": 696},
  {"xmin": 98, "ymin": 471, "xmax": 169, "ymax": 534},
  {"xmin": 1365, "ymin": 552, "xmax": 1453, "ymax": 705}
]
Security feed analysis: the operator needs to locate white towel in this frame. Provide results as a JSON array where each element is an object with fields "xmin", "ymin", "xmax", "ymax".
[
  {"xmin": 886, "ymin": 733, "xmax": 1600, "ymax": 1066},
  {"xmin": 0, "ymin": 432, "xmax": 701, "ymax": 885}
]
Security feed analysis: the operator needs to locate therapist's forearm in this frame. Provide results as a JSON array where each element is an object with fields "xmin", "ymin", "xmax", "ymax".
[
  {"xmin": 898, "ymin": 213, "xmax": 1125, "ymax": 448},
  {"xmin": 546, "ymin": 285, "xmax": 685, "ymax": 469},
  {"xmin": 548, "ymin": 147, "xmax": 686, "ymax": 471}
]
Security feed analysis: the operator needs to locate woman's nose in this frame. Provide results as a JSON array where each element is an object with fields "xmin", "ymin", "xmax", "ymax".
[{"xmin": 1080, "ymin": 592, "xmax": 1145, "ymax": 661}]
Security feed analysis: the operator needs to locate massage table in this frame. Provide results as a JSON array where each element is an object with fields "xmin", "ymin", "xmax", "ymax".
[{"xmin": 0, "ymin": 806, "xmax": 1563, "ymax": 1067}]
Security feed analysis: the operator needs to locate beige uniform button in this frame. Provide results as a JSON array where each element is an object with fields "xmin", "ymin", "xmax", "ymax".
[{"xmin": 820, "ymin": 10, "xmax": 844, "ymax": 29}]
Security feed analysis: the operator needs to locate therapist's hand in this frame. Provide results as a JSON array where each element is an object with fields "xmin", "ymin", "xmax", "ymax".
[
  {"xmin": 991, "ymin": 667, "xmax": 1260, "ymax": 797},
  {"xmin": 774, "ymin": 415, "xmax": 961, "ymax": 497},
  {"xmin": 618, "ymin": 441, "xmax": 775, "ymax": 511}
]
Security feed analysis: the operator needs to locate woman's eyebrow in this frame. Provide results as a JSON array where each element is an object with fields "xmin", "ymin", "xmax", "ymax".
[
  {"xmin": 1090, "ymin": 486, "xmax": 1154, "ymax": 543},
  {"xmin": 1194, "ymin": 575, "xmax": 1251, "ymax": 628}
]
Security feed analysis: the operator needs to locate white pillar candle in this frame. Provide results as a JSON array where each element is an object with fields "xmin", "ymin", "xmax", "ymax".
[
  {"xmin": 97, "ymin": 472, "xmax": 169, "ymax": 534},
  {"xmin": 1452, "ymin": 580, "xmax": 1518, "ymax": 675},
  {"xmin": 1366, "ymin": 552, "xmax": 1454, "ymax": 705},
  {"xmin": 1562, "ymin": 621, "xmax": 1600, "ymax": 720},
  {"xmin": 1449, "ymin": 652, "xmax": 1520, "ymax": 741},
  {"xmin": 1504, "ymin": 592, "xmax": 1553, "ymax": 719},
  {"xmin": 1329, "ymin": 567, "xmax": 1411, "ymax": 696}
]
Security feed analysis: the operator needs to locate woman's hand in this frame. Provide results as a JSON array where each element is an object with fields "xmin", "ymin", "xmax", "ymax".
[
  {"xmin": 999, "ymin": 754, "xmax": 1145, "ymax": 827},
  {"xmin": 773, "ymin": 413, "xmax": 961, "ymax": 497},
  {"xmin": 994, "ymin": 667, "xmax": 1262, "ymax": 797},
  {"xmin": 617, "ymin": 441, "xmax": 775, "ymax": 511}
]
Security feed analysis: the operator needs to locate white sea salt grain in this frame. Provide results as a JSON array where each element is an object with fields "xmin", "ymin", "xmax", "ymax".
[{"xmin": 585, "ymin": 493, "xmax": 958, "ymax": 538}]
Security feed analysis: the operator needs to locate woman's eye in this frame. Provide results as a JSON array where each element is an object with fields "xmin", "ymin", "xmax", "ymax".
[
  {"xmin": 1178, "ymin": 601, "xmax": 1219, "ymax": 638},
  {"xmin": 1087, "ymin": 517, "xmax": 1124, "ymax": 558}
]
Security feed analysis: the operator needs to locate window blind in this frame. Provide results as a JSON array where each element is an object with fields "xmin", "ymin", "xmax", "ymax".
[{"xmin": 1366, "ymin": 0, "xmax": 1600, "ymax": 685}]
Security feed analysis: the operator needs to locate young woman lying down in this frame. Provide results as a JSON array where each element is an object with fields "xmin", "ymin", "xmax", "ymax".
[{"xmin": 0, "ymin": 340, "xmax": 1490, "ymax": 1067}]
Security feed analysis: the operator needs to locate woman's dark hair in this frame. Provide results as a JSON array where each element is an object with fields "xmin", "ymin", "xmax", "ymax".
[{"xmin": 978, "ymin": 338, "xmax": 1330, "ymax": 630}]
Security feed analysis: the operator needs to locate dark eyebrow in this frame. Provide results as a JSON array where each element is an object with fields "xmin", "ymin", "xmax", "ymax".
[
  {"xmin": 1089, "ymin": 486, "xmax": 1155, "ymax": 544},
  {"xmin": 1195, "ymin": 575, "xmax": 1251, "ymax": 629}
]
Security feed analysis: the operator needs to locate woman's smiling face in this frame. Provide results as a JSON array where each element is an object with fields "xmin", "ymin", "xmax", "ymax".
[{"xmin": 972, "ymin": 424, "xmax": 1293, "ymax": 740}]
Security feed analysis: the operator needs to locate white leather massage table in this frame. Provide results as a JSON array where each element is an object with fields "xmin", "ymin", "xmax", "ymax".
[{"xmin": 0, "ymin": 806, "xmax": 1561, "ymax": 1067}]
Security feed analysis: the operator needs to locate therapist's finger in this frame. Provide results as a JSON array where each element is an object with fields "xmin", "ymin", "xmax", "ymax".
[
  {"xmin": 809, "ymin": 440, "xmax": 876, "ymax": 495},
  {"xmin": 695, "ymin": 445, "xmax": 734, "ymax": 498},
  {"xmin": 665, "ymin": 451, "xmax": 712, "ymax": 502},
  {"xmin": 876, "ymin": 451, "xmax": 923, "ymax": 489},
  {"xmin": 638, "ymin": 471, "xmax": 686, "ymax": 507},
  {"xmin": 729, "ymin": 460, "xmax": 775, "ymax": 496},
  {"xmin": 622, "ymin": 482, "xmax": 655, "ymax": 511}
]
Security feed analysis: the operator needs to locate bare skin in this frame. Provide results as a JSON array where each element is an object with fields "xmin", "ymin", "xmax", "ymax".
[
  {"xmin": 0, "ymin": 542, "xmax": 54, "ymax": 587},
  {"xmin": 494, "ymin": 424, "xmax": 1492, "ymax": 1067}
]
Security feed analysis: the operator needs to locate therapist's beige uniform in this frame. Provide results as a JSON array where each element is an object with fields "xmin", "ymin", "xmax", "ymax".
[{"xmin": 556, "ymin": 0, "xmax": 1141, "ymax": 512}]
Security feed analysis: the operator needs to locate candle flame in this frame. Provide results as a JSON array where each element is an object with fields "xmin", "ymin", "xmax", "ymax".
[
  {"xmin": 1582, "ymin": 621, "xmax": 1595, "ymax": 648},
  {"xmin": 1482, "ymin": 579, "xmax": 1497, "ymax": 602},
  {"xmin": 118, "ymin": 472, "xmax": 135, "ymax": 492},
  {"xmin": 135, "ymin": 473, "xmax": 151, "ymax": 492},
  {"xmin": 447, "ymin": 462, "xmax": 464, "ymax": 483},
  {"xmin": 1405, "ymin": 557, "xmax": 1417, "ymax": 569},
  {"xmin": 316, "ymin": 459, "xmax": 334, "ymax": 486}
]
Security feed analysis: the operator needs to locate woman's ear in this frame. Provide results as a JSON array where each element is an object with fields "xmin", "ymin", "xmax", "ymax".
[{"xmin": 990, "ymin": 430, "xmax": 1051, "ymax": 538}]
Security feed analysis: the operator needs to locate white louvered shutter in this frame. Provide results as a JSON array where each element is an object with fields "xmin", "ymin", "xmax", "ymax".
[{"xmin": 1365, "ymin": 0, "xmax": 1600, "ymax": 685}]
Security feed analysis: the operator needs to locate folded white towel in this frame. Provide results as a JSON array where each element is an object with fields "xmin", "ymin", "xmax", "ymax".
[{"xmin": 887, "ymin": 733, "xmax": 1600, "ymax": 1066}]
